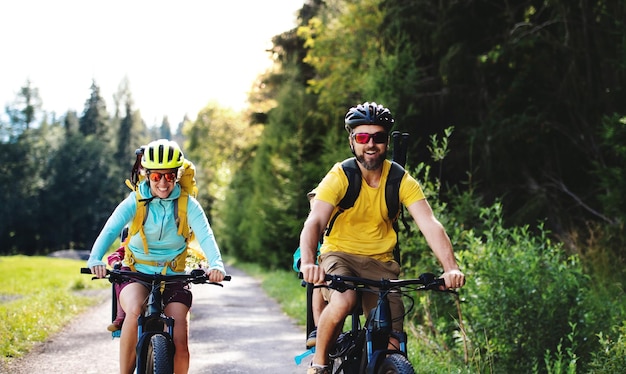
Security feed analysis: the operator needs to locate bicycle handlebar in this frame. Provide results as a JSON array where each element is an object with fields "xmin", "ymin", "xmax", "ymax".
[
  {"xmin": 80, "ymin": 267, "xmax": 231, "ymax": 285},
  {"xmin": 306, "ymin": 272, "xmax": 451, "ymax": 294},
  {"xmin": 299, "ymin": 271, "xmax": 446, "ymax": 291}
]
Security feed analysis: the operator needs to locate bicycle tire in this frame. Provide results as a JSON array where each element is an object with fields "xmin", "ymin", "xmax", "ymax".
[
  {"xmin": 377, "ymin": 353, "xmax": 415, "ymax": 374},
  {"xmin": 144, "ymin": 334, "xmax": 173, "ymax": 374}
]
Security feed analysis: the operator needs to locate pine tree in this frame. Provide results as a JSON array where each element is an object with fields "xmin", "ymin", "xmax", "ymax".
[{"xmin": 79, "ymin": 80, "xmax": 108, "ymax": 137}]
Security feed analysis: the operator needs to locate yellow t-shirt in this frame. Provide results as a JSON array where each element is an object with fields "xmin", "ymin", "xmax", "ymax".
[{"xmin": 315, "ymin": 159, "xmax": 425, "ymax": 262}]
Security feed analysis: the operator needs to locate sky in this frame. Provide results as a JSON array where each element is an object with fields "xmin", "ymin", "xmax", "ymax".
[{"xmin": 0, "ymin": 0, "xmax": 303, "ymax": 126}]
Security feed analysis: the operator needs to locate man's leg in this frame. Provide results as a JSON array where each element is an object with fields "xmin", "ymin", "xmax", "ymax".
[{"xmin": 312, "ymin": 289, "xmax": 356, "ymax": 366}]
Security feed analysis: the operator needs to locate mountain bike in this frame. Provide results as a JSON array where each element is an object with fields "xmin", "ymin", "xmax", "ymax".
[
  {"xmin": 81, "ymin": 267, "xmax": 230, "ymax": 374},
  {"xmin": 305, "ymin": 272, "xmax": 451, "ymax": 374}
]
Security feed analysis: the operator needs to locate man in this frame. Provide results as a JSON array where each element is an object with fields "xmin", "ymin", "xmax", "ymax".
[{"xmin": 299, "ymin": 102, "xmax": 465, "ymax": 374}]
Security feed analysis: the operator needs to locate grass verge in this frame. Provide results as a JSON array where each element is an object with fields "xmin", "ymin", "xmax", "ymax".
[{"xmin": 0, "ymin": 255, "xmax": 108, "ymax": 362}]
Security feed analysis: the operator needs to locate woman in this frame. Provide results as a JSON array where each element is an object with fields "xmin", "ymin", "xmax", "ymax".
[{"xmin": 87, "ymin": 139, "xmax": 226, "ymax": 374}]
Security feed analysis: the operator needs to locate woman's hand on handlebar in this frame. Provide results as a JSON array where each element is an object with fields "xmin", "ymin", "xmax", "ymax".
[
  {"xmin": 90, "ymin": 264, "xmax": 107, "ymax": 279},
  {"xmin": 206, "ymin": 268, "xmax": 226, "ymax": 283},
  {"xmin": 441, "ymin": 269, "xmax": 466, "ymax": 290},
  {"xmin": 301, "ymin": 263, "xmax": 326, "ymax": 285}
]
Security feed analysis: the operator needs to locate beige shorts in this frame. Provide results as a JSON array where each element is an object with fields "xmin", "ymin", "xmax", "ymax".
[{"xmin": 319, "ymin": 251, "xmax": 404, "ymax": 332}]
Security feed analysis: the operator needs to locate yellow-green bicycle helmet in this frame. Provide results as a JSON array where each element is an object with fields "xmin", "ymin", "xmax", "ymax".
[{"xmin": 141, "ymin": 139, "xmax": 184, "ymax": 170}]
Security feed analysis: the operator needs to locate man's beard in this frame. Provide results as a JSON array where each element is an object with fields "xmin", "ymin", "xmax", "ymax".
[{"xmin": 356, "ymin": 150, "xmax": 387, "ymax": 170}]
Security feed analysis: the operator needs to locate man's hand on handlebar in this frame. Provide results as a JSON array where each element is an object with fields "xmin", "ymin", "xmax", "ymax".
[
  {"xmin": 301, "ymin": 263, "xmax": 326, "ymax": 285},
  {"xmin": 441, "ymin": 269, "xmax": 466, "ymax": 290}
]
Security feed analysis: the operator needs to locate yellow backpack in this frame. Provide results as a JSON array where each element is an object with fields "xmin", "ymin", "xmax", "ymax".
[{"xmin": 123, "ymin": 148, "xmax": 205, "ymax": 272}]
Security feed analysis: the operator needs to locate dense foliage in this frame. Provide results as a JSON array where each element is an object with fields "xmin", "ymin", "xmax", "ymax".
[{"xmin": 1, "ymin": 0, "xmax": 625, "ymax": 371}]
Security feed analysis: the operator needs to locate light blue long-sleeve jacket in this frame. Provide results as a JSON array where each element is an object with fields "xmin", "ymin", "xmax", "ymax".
[{"xmin": 87, "ymin": 181, "xmax": 225, "ymax": 275}]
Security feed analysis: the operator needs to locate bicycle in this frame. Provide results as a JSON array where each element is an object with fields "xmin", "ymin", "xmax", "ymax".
[
  {"xmin": 80, "ymin": 267, "xmax": 231, "ymax": 374},
  {"xmin": 302, "ymin": 272, "xmax": 451, "ymax": 374}
]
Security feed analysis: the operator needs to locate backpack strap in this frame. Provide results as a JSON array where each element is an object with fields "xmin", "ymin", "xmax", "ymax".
[
  {"xmin": 338, "ymin": 158, "xmax": 362, "ymax": 210},
  {"xmin": 176, "ymin": 191, "xmax": 191, "ymax": 240},
  {"xmin": 325, "ymin": 158, "xmax": 361, "ymax": 236},
  {"xmin": 127, "ymin": 191, "xmax": 151, "ymax": 255}
]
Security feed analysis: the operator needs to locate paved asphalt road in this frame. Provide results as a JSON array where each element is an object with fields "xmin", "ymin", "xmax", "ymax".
[{"xmin": 2, "ymin": 267, "xmax": 311, "ymax": 373}]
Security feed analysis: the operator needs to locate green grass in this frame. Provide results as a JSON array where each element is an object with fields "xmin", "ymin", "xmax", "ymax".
[{"xmin": 0, "ymin": 255, "xmax": 108, "ymax": 362}]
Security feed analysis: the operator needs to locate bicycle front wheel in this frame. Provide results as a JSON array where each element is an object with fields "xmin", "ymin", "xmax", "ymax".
[
  {"xmin": 377, "ymin": 353, "xmax": 415, "ymax": 374},
  {"xmin": 145, "ymin": 334, "xmax": 173, "ymax": 374}
]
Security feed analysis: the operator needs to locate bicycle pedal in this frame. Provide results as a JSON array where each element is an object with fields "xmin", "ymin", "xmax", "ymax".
[{"xmin": 294, "ymin": 347, "xmax": 315, "ymax": 365}]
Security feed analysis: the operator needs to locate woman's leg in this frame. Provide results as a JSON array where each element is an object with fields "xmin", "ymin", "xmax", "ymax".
[
  {"xmin": 118, "ymin": 283, "xmax": 148, "ymax": 374},
  {"xmin": 164, "ymin": 302, "xmax": 190, "ymax": 374}
]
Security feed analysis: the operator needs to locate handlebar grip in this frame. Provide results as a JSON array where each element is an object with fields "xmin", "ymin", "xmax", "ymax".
[
  {"xmin": 80, "ymin": 267, "xmax": 92, "ymax": 274},
  {"xmin": 190, "ymin": 268, "xmax": 231, "ymax": 282}
]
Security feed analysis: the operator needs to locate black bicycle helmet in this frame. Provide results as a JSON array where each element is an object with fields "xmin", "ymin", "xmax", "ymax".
[{"xmin": 344, "ymin": 102, "xmax": 394, "ymax": 132}]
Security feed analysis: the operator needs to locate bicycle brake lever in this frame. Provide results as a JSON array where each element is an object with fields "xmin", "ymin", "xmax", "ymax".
[
  {"xmin": 418, "ymin": 272, "xmax": 437, "ymax": 284},
  {"xmin": 330, "ymin": 279, "xmax": 350, "ymax": 293}
]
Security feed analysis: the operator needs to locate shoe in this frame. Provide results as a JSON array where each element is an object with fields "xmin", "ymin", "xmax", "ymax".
[
  {"xmin": 106, "ymin": 317, "xmax": 124, "ymax": 332},
  {"xmin": 306, "ymin": 328, "xmax": 317, "ymax": 348},
  {"xmin": 307, "ymin": 364, "xmax": 331, "ymax": 374},
  {"xmin": 106, "ymin": 323, "xmax": 120, "ymax": 332}
]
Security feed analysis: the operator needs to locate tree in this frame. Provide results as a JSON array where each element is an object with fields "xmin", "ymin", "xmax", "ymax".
[
  {"xmin": 158, "ymin": 116, "xmax": 172, "ymax": 140},
  {"xmin": 3, "ymin": 80, "xmax": 43, "ymax": 139},
  {"xmin": 40, "ymin": 133, "xmax": 122, "ymax": 250},
  {"xmin": 79, "ymin": 80, "xmax": 109, "ymax": 137},
  {"xmin": 63, "ymin": 110, "xmax": 80, "ymax": 136},
  {"xmin": 0, "ymin": 122, "xmax": 63, "ymax": 254},
  {"xmin": 184, "ymin": 103, "xmax": 261, "ymax": 223}
]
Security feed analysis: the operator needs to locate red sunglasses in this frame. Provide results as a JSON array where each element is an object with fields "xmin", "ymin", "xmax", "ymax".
[
  {"xmin": 352, "ymin": 132, "xmax": 388, "ymax": 144},
  {"xmin": 147, "ymin": 171, "xmax": 177, "ymax": 183}
]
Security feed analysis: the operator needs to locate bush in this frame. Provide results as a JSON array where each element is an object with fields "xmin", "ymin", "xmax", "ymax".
[
  {"xmin": 401, "ymin": 198, "xmax": 594, "ymax": 372},
  {"xmin": 587, "ymin": 322, "xmax": 626, "ymax": 373}
]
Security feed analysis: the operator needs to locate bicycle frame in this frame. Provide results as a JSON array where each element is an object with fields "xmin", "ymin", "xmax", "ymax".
[
  {"xmin": 81, "ymin": 267, "xmax": 230, "ymax": 374},
  {"xmin": 312, "ymin": 273, "xmax": 448, "ymax": 374},
  {"xmin": 133, "ymin": 273, "xmax": 178, "ymax": 374}
]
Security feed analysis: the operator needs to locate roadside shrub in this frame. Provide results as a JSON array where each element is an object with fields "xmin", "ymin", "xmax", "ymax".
[
  {"xmin": 587, "ymin": 322, "xmax": 626, "ymax": 373},
  {"xmin": 457, "ymin": 204, "xmax": 589, "ymax": 373}
]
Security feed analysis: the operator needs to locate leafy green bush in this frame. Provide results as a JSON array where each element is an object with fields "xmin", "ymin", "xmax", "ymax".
[
  {"xmin": 588, "ymin": 322, "xmax": 626, "ymax": 373},
  {"xmin": 402, "ymin": 201, "xmax": 594, "ymax": 373}
]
